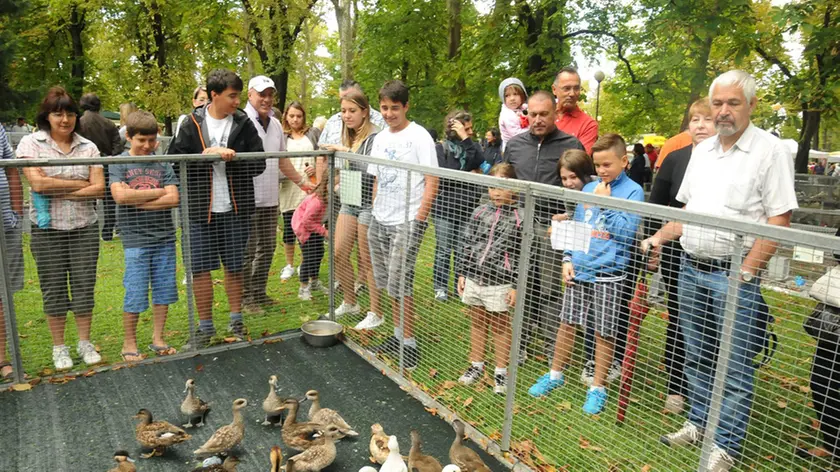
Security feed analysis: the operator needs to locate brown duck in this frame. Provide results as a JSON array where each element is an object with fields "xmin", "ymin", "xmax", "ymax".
[
  {"xmin": 181, "ymin": 378, "xmax": 211, "ymax": 428},
  {"xmin": 448, "ymin": 420, "xmax": 490, "ymax": 472},
  {"xmin": 286, "ymin": 425, "xmax": 343, "ymax": 471},
  {"xmin": 193, "ymin": 399, "xmax": 248, "ymax": 457},
  {"xmin": 409, "ymin": 429, "xmax": 443, "ymax": 472},
  {"xmin": 305, "ymin": 389, "xmax": 358, "ymax": 438},
  {"xmin": 133, "ymin": 408, "xmax": 192, "ymax": 458},
  {"xmin": 280, "ymin": 398, "xmax": 325, "ymax": 451}
]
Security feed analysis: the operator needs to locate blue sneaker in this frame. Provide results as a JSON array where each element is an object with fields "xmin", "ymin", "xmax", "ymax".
[
  {"xmin": 528, "ymin": 372, "xmax": 564, "ymax": 397},
  {"xmin": 583, "ymin": 387, "xmax": 608, "ymax": 415}
]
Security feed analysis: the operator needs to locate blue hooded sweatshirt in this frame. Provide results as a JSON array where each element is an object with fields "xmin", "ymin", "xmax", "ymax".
[{"xmin": 565, "ymin": 171, "xmax": 644, "ymax": 282}]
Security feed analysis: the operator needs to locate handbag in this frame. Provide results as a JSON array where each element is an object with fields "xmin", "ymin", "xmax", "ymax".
[
  {"xmin": 804, "ymin": 303, "xmax": 840, "ymax": 344},
  {"xmin": 810, "ymin": 266, "xmax": 840, "ymax": 308}
]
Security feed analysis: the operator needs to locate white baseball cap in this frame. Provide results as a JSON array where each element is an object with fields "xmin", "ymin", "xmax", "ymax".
[{"xmin": 248, "ymin": 76, "xmax": 275, "ymax": 93}]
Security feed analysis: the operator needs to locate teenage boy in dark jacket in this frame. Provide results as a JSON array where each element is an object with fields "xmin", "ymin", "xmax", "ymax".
[{"xmin": 167, "ymin": 69, "xmax": 266, "ymax": 349}]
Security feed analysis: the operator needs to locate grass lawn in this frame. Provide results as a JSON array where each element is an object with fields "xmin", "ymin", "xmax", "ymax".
[{"xmin": 6, "ymin": 224, "xmax": 832, "ymax": 471}]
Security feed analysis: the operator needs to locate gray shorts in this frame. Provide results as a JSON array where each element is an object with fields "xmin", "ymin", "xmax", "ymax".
[
  {"xmin": 3, "ymin": 224, "xmax": 24, "ymax": 293},
  {"xmin": 559, "ymin": 276, "xmax": 626, "ymax": 338},
  {"xmin": 339, "ymin": 204, "xmax": 373, "ymax": 226},
  {"xmin": 368, "ymin": 218, "xmax": 427, "ymax": 298}
]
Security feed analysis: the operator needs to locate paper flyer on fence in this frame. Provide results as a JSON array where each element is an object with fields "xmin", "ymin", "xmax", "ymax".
[
  {"xmin": 550, "ymin": 220, "xmax": 592, "ymax": 253},
  {"xmin": 339, "ymin": 169, "xmax": 363, "ymax": 206}
]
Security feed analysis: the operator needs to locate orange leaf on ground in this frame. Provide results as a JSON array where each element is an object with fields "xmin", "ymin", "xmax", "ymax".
[
  {"xmin": 463, "ymin": 397, "xmax": 474, "ymax": 408},
  {"xmin": 424, "ymin": 407, "xmax": 438, "ymax": 416},
  {"xmin": 578, "ymin": 435, "xmax": 603, "ymax": 452},
  {"xmin": 440, "ymin": 380, "xmax": 458, "ymax": 390},
  {"xmin": 777, "ymin": 399, "xmax": 787, "ymax": 409},
  {"xmin": 196, "ymin": 364, "xmax": 204, "ymax": 372},
  {"xmin": 429, "ymin": 368, "xmax": 438, "ymax": 378},
  {"xmin": 11, "ymin": 383, "xmax": 32, "ymax": 391},
  {"xmin": 641, "ymin": 465, "xmax": 652, "ymax": 472},
  {"xmin": 812, "ymin": 419, "xmax": 821, "ymax": 430}
]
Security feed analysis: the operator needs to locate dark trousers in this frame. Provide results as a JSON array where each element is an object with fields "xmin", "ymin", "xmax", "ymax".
[
  {"xmin": 243, "ymin": 206, "xmax": 279, "ymax": 303},
  {"xmin": 101, "ymin": 175, "xmax": 117, "ymax": 240},
  {"xmin": 812, "ymin": 339, "xmax": 840, "ymax": 456},
  {"xmin": 662, "ymin": 243, "xmax": 687, "ymax": 396},
  {"xmin": 299, "ymin": 234, "xmax": 325, "ymax": 283}
]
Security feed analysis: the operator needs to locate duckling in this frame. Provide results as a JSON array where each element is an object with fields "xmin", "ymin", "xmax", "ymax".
[
  {"xmin": 133, "ymin": 408, "xmax": 192, "ymax": 458},
  {"xmin": 193, "ymin": 399, "xmax": 248, "ymax": 457},
  {"xmin": 305, "ymin": 389, "xmax": 358, "ymax": 438},
  {"xmin": 448, "ymin": 420, "xmax": 490, "ymax": 472},
  {"xmin": 181, "ymin": 378, "xmax": 211, "ymax": 428},
  {"xmin": 190, "ymin": 455, "xmax": 241, "ymax": 471},
  {"xmin": 107, "ymin": 450, "xmax": 136, "ymax": 472},
  {"xmin": 442, "ymin": 466, "xmax": 462, "ymax": 472},
  {"xmin": 408, "ymin": 430, "xmax": 442, "ymax": 472},
  {"xmin": 262, "ymin": 375, "xmax": 286, "ymax": 426},
  {"xmin": 381, "ymin": 435, "xmax": 407, "ymax": 472},
  {"xmin": 359, "ymin": 467, "xmax": 379, "ymax": 472},
  {"xmin": 369, "ymin": 423, "xmax": 391, "ymax": 464},
  {"xmin": 286, "ymin": 425, "xmax": 342, "ymax": 471},
  {"xmin": 270, "ymin": 445, "xmax": 283, "ymax": 472},
  {"xmin": 280, "ymin": 398, "xmax": 324, "ymax": 451}
]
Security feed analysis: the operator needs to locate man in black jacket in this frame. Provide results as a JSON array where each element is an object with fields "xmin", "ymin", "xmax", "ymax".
[
  {"xmin": 167, "ymin": 69, "xmax": 266, "ymax": 349},
  {"xmin": 504, "ymin": 90, "xmax": 585, "ymax": 360}
]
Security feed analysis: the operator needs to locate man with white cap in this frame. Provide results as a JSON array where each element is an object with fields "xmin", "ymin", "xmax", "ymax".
[{"xmin": 242, "ymin": 75, "xmax": 313, "ymax": 313}]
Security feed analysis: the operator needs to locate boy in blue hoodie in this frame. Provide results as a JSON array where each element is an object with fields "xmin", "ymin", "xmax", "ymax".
[{"xmin": 528, "ymin": 133, "xmax": 643, "ymax": 415}]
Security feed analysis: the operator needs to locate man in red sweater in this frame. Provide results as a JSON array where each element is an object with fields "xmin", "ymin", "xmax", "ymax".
[{"xmin": 552, "ymin": 66, "xmax": 599, "ymax": 154}]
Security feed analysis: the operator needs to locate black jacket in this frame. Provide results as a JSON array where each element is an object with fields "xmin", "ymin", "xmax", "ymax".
[
  {"xmin": 432, "ymin": 138, "xmax": 485, "ymax": 220},
  {"xmin": 78, "ymin": 111, "xmax": 121, "ymax": 156},
  {"xmin": 457, "ymin": 202, "xmax": 523, "ymax": 286},
  {"xmin": 503, "ymin": 128, "xmax": 584, "ymax": 222},
  {"xmin": 167, "ymin": 105, "xmax": 266, "ymax": 222}
]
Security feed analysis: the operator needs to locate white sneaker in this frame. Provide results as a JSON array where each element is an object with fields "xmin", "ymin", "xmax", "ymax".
[
  {"xmin": 664, "ymin": 394, "xmax": 685, "ymax": 414},
  {"xmin": 280, "ymin": 265, "xmax": 295, "ymax": 281},
  {"xmin": 299, "ymin": 285, "xmax": 312, "ymax": 301},
  {"xmin": 52, "ymin": 345, "xmax": 73, "ymax": 370},
  {"xmin": 331, "ymin": 302, "xmax": 360, "ymax": 319},
  {"xmin": 706, "ymin": 444, "xmax": 735, "ymax": 472},
  {"xmin": 434, "ymin": 289, "xmax": 448, "ymax": 302},
  {"xmin": 458, "ymin": 365, "xmax": 484, "ymax": 385},
  {"xmin": 660, "ymin": 420, "xmax": 701, "ymax": 447},
  {"xmin": 354, "ymin": 312, "xmax": 384, "ymax": 330},
  {"xmin": 77, "ymin": 341, "xmax": 102, "ymax": 365},
  {"xmin": 580, "ymin": 360, "xmax": 595, "ymax": 386},
  {"xmin": 606, "ymin": 359, "xmax": 622, "ymax": 384}
]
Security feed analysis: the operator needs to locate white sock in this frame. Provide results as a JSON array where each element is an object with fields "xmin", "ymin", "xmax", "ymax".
[
  {"xmin": 471, "ymin": 361, "xmax": 485, "ymax": 370},
  {"xmin": 590, "ymin": 385, "xmax": 606, "ymax": 393},
  {"xmin": 550, "ymin": 370, "xmax": 563, "ymax": 381},
  {"xmin": 403, "ymin": 337, "xmax": 417, "ymax": 348},
  {"xmin": 394, "ymin": 327, "xmax": 404, "ymax": 339},
  {"xmin": 494, "ymin": 367, "xmax": 507, "ymax": 376}
]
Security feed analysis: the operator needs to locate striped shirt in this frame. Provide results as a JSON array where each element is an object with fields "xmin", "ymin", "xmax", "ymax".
[{"xmin": 0, "ymin": 128, "xmax": 19, "ymax": 230}]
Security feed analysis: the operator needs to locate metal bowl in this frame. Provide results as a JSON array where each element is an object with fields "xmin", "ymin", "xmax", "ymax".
[{"xmin": 301, "ymin": 320, "xmax": 344, "ymax": 348}]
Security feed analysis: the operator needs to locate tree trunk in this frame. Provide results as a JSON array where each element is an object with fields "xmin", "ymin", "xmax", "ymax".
[
  {"xmin": 67, "ymin": 4, "xmax": 85, "ymax": 99},
  {"xmin": 796, "ymin": 109, "xmax": 820, "ymax": 173},
  {"xmin": 332, "ymin": 0, "xmax": 354, "ymax": 81}
]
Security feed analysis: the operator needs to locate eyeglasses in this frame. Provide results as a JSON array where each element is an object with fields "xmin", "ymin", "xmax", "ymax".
[
  {"xmin": 558, "ymin": 86, "xmax": 581, "ymax": 93},
  {"xmin": 49, "ymin": 112, "xmax": 77, "ymax": 120}
]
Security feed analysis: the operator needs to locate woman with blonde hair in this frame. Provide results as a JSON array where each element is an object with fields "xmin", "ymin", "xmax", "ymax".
[{"xmin": 321, "ymin": 89, "xmax": 382, "ymax": 328}]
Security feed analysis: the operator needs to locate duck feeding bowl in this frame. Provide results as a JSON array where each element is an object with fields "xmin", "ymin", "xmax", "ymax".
[{"xmin": 301, "ymin": 320, "xmax": 344, "ymax": 347}]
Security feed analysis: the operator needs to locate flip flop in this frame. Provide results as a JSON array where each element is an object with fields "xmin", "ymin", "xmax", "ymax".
[
  {"xmin": 148, "ymin": 344, "xmax": 177, "ymax": 356},
  {"xmin": 120, "ymin": 352, "xmax": 145, "ymax": 362},
  {"xmin": 0, "ymin": 361, "xmax": 13, "ymax": 380}
]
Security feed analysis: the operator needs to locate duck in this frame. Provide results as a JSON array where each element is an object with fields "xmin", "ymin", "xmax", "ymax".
[
  {"xmin": 286, "ymin": 425, "xmax": 342, "ymax": 471},
  {"xmin": 107, "ymin": 450, "xmax": 136, "ymax": 472},
  {"xmin": 262, "ymin": 375, "xmax": 286, "ymax": 426},
  {"xmin": 442, "ymin": 466, "xmax": 462, "ymax": 472},
  {"xmin": 193, "ymin": 399, "xmax": 248, "ymax": 457},
  {"xmin": 133, "ymin": 408, "xmax": 192, "ymax": 458},
  {"xmin": 270, "ymin": 446, "xmax": 283, "ymax": 472},
  {"xmin": 359, "ymin": 468, "xmax": 379, "ymax": 472},
  {"xmin": 280, "ymin": 398, "xmax": 324, "ymax": 451},
  {"xmin": 448, "ymin": 420, "xmax": 490, "ymax": 472},
  {"xmin": 381, "ymin": 435, "xmax": 407, "ymax": 472},
  {"xmin": 181, "ymin": 378, "xmax": 211, "ymax": 428},
  {"xmin": 408, "ymin": 430, "xmax": 442, "ymax": 472},
  {"xmin": 190, "ymin": 455, "xmax": 241, "ymax": 471},
  {"xmin": 305, "ymin": 389, "xmax": 358, "ymax": 438},
  {"xmin": 369, "ymin": 423, "xmax": 391, "ymax": 464}
]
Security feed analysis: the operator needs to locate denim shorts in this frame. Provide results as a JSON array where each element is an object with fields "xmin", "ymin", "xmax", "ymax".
[
  {"xmin": 188, "ymin": 212, "xmax": 250, "ymax": 273},
  {"xmin": 123, "ymin": 242, "xmax": 178, "ymax": 313},
  {"xmin": 339, "ymin": 204, "xmax": 373, "ymax": 226}
]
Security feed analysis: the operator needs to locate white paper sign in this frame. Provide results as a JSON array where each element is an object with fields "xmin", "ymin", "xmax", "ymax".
[
  {"xmin": 339, "ymin": 169, "xmax": 363, "ymax": 207},
  {"xmin": 550, "ymin": 220, "xmax": 592, "ymax": 253}
]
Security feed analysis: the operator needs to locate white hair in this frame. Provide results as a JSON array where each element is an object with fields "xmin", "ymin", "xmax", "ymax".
[{"xmin": 709, "ymin": 70, "xmax": 756, "ymax": 104}]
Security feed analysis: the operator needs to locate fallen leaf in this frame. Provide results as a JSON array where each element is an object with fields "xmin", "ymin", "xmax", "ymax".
[
  {"xmin": 489, "ymin": 430, "xmax": 502, "ymax": 441},
  {"xmin": 196, "ymin": 364, "xmax": 204, "ymax": 372},
  {"xmin": 463, "ymin": 397, "xmax": 474, "ymax": 408},
  {"xmin": 800, "ymin": 385, "xmax": 812, "ymax": 394},
  {"xmin": 424, "ymin": 407, "xmax": 438, "ymax": 416},
  {"xmin": 777, "ymin": 399, "xmax": 787, "ymax": 409},
  {"xmin": 429, "ymin": 368, "xmax": 438, "ymax": 378},
  {"xmin": 812, "ymin": 419, "xmax": 821, "ymax": 430},
  {"xmin": 533, "ymin": 426, "xmax": 539, "ymax": 436},
  {"xmin": 764, "ymin": 455, "xmax": 775, "ymax": 460},
  {"xmin": 223, "ymin": 337, "xmax": 239, "ymax": 343},
  {"xmin": 578, "ymin": 435, "xmax": 603, "ymax": 452},
  {"xmin": 642, "ymin": 465, "xmax": 652, "ymax": 472},
  {"xmin": 11, "ymin": 383, "xmax": 32, "ymax": 391},
  {"xmin": 83, "ymin": 370, "xmax": 96, "ymax": 377},
  {"xmin": 440, "ymin": 380, "xmax": 458, "ymax": 390},
  {"xmin": 557, "ymin": 401, "xmax": 572, "ymax": 411}
]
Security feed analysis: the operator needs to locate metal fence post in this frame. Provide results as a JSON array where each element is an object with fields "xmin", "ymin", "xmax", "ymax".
[
  {"xmin": 501, "ymin": 185, "xmax": 536, "ymax": 451},
  {"xmin": 396, "ymin": 169, "xmax": 413, "ymax": 372},
  {"xmin": 178, "ymin": 161, "xmax": 197, "ymax": 351},
  {"xmin": 327, "ymin": 151, "xmax": 336, "ymax": 322},
  {"xmin": 697, "ymin": 234, "xmax": 745, "ymax": 472},
  {"xmin": 0, "ymin": 220, "xmax": 24, "ymax": 384}
]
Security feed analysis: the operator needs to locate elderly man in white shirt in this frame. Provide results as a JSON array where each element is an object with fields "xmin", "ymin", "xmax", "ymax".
[{"xmin": 642, "ymin": 70, "xmax": 798, "ymax": 472}]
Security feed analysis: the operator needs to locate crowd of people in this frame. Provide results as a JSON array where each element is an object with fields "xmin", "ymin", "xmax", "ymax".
[{"xmin": 1, "ymin": 65, "xmax": 838, "ymax": 472}]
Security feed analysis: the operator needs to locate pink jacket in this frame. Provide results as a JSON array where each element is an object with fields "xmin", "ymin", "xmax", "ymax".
[
  {"xmin": 291, "ymin": 194, "xmax": 327, "ymax": 244},
  {"xmin": 498, "ymin": 105, "xmax": 529, "ymax": 150}
]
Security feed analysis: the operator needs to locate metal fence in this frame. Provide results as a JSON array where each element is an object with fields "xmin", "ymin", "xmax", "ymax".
[{"xmin": 1, "ymin": 149, "xmax": 840, "ymax": 472}]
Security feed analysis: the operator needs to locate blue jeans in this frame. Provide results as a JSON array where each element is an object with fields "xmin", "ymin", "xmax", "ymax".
[
  {"xmin": 678, "ymin": 256, "xmax": 769, "ymax": 457},
  {"xmin": 432, "ymin": 215, "xmax": 460, "ymax": 293}
]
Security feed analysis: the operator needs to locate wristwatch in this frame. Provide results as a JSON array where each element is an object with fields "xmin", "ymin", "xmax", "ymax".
[{"xmin": 740, "ymin": 270, "xmax": 754, "ymax": 283}]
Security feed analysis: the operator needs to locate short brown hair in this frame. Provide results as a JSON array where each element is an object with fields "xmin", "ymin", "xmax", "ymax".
[
  {"xmin": 558, "ymin": 149, "xmax": 595, "ymax": 184},
  {"xmin": 36, "ymin": 87, "xmax": 80, "ymax": 133},
  {"xmin": 488, "ymin": 162, "xmax": 517, "ymax": 179},
  {"xmin": 591, "ymin": 133, "xmax": 627, "ymax": 160},
  {"xmin": 688, "ymin": 98, "xmax": 712, "ymax": 118},
  {"xmin": 125, "ymin": 110, "xmax": 158, "ymax": 138}
]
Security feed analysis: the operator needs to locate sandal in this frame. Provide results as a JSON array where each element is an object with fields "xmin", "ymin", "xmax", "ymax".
[
  {"xmin": 148, "ymin": 344, "xmax": 177, "ymax": 356},
  {"xmin": 120, "ymin": 352, "xmax": 145, "ymax": 362},
  {"xmin": 0, "ymin": 361, "xmax": 13, "ymax": 380}
]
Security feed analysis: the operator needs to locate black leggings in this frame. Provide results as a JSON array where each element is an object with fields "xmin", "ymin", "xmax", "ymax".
[
  {"xmin": 812, "ymin": 339, "xmax": 840, "ymax": 456},
  {"xmin": 661, "ymin": 243, "xmax": 687, "ymax": 397},
  {"xmin": 299, "ymin": 234, "xmax": 325, "ymax": 282},
  {"xmin": 282, "ymin": 210, "xmax": 296, "ymax": 245}
]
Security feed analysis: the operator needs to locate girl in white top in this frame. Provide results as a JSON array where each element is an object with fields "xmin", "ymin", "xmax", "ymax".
[{"xmin": 278, "ymin": 101, "xmax": 320, "ymax": 281}]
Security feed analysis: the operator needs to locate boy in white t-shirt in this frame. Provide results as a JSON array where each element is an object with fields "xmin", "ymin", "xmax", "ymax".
[{"xmin": 363, "ymin": 80, "xmax": 439, "ymax": 370}]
